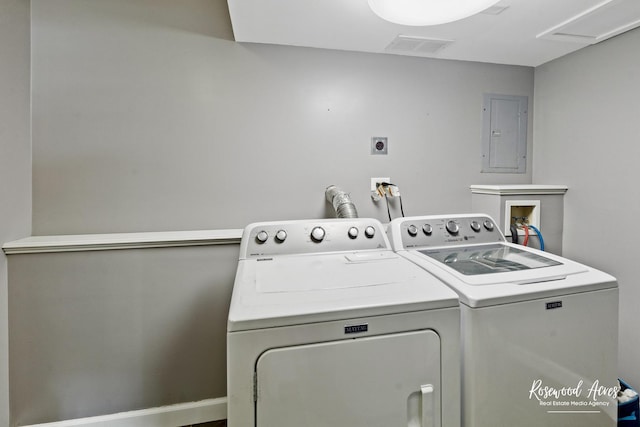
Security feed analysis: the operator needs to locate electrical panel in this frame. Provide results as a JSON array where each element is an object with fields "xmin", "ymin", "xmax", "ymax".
[{"xmin": 481, "ymin": 94, "xmax": 528, "ymax": 174}]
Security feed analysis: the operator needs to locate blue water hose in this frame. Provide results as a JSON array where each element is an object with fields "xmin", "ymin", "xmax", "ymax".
[{"xmin": 528, "ymin": 225, "xmax": 544, "ymax": 251}]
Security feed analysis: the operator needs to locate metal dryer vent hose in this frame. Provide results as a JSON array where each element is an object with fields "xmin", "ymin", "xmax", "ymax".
[{"xmin": 325, "ymin": 185, "xmax": 359, "ymax": 218}]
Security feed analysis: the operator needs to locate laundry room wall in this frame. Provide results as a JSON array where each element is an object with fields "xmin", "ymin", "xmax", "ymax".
[
  {"xmin": 0, "ymin": 0, "xmax": 31, "ymax": 426},
  {"xmin": 7, "ymin": 244, "xmax": 237, "ymax": 426},
  {"xmin": 31, "ymin": 0, "xmax": 535, "ymax": 236},
  {"xmin": 533, "ymin": 27, "xmax": 640, "ymax": 391}
]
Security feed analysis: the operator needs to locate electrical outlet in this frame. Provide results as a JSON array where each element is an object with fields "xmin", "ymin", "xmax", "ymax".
[
  {"xmin": 371, "ymin": 177, "xmax": 390, "ymax": 191},
  {"xmin": 371, "ymin": 137, "xmax": 388, "ymax": 155}
]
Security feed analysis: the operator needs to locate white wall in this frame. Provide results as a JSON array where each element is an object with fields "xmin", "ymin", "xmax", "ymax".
[
  {"xmin": 0, "ymin": 0, "xmax": 31, "ymax": 425},
  {"xmin": 31, "ymin": 0, "xmax": 535, "ymax": 236},
  {"xmin": 534, "ymin": 28, "xmax": 640, "ymax": 389}
]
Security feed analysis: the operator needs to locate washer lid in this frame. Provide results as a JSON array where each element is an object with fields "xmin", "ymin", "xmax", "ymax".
[
  {"xmin": 419, "ymin": 243, "xmax": 564, "ymax": 278},
  {"xmin": 411, "ymin": 242, "xmax": 587, "ymax": 286},
  {"xmin": 398, "ymin": 247, "xmax": 617, "ymax": 308},
  {"xmin": 228, "ymin": 251, "xmax": 459, "ymax": 331}
]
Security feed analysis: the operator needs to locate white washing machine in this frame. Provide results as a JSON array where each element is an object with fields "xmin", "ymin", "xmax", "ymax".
[
  {"xmin": 227, "ymin": 218, "xmax": 461, "ymax": 427},
  {"xmin": 388, "ymin": 214, "xmax": 619, "ymax": 427}
]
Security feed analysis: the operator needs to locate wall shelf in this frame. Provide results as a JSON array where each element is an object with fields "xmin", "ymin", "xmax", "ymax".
[
  {"xmin": 470, "ymin": 184, "xmax": 568, "ymax": 196},
  {"xmin": 2, "ymin": 229, "xmax": 243, "ymax": 254}
]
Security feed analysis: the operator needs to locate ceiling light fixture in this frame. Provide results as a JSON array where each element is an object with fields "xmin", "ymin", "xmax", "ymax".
[{"xmin": 368, "ymin": 0, "xmax": 502, "ymax": 26}]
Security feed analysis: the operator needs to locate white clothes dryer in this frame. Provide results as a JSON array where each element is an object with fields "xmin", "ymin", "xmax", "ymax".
[
  {"xmin": 388, "ymin": 214, "xmax": 619, "ymax": 427},
  {"xmin": 227, "ymin": 218, "xmax": 461, "ymax": 427}
]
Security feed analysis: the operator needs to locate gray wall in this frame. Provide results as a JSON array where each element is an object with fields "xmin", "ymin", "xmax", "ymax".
[
  {"xmin": 8, "ymin": 245, "xmax": 237, "ymax": 425},
  {"xmin": 0, "ymin": 0, "xmax": 31, "ymax": 426},
  {"xmin": 534, "ymin": 28, "xmax": 640, "ymax": 389},
  {"xmin": 31, "ymin": 0, "xmax": 535, "ymax": 235}
]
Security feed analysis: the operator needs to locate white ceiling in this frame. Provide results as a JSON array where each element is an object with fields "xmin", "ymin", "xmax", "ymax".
[{"xmin": 227, "ymin": 0, "xmax": 640, "ymax": 67}]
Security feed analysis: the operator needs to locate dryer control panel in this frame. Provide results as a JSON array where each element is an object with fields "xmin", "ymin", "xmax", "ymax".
[
  {"xmin": 241, "ymin": 218, "xmax": 389, "ymax": 258},
  {"xmin": 390, "ymin": 214, "xmax": 505, "ymax": 249}
]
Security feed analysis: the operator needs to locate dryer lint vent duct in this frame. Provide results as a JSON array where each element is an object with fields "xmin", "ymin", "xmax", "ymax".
[{"xmin": 325, "ymin": 185, "xmax": 358, "ymax": 218}]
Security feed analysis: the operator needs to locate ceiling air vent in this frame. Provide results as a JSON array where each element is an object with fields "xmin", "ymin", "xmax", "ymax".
[
  {"xmin": 385, "ymin": 35, "xmax": 454, "ymax": 55},
  {"xmin": 537, "ymin": 0, "xmax": 640, "ymax": 44}
]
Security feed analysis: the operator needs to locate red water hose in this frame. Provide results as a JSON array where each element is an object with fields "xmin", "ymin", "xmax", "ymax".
[{"xmin": 522, "ymin": 224, "xmax": 530, "ymax": 247}]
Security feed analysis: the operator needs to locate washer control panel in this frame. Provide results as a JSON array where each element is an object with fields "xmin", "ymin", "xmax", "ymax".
[
  {"xmin": 392, "ymin": 215, "xmax": 504, "ymax": 249},
  {"xmin": 242, "ymin": 219, "xmax": 389, "ymax": 258}
]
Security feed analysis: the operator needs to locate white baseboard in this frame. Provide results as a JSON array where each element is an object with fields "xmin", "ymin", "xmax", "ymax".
[{"xmin": 22, "ymin": 397, "xmax": 227, "ymax": 427}]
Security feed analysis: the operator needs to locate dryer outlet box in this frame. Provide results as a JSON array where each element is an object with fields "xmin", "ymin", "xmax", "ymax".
[
  {"xmin": 371, "ymin": 137, "xmax": 388, "ymax": 155},
  {"xmin": 505, "ymin": 200, "xmax": 540, "ymax": 236}
]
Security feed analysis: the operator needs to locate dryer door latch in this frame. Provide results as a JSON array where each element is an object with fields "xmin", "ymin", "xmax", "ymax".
[{"xmin": 421, "ymin": 384, "xmax": 434, "ymax": 427}]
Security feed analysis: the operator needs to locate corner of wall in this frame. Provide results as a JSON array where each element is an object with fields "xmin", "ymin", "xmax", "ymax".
[{"xmin": 0, "ymin": 0, "xmax": 32, "ymax": 426}]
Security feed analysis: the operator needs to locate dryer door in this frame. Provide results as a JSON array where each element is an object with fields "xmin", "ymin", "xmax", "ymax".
[{"xmin": 256, "ymin": 329, "xmax": 441, "ymax": 427}]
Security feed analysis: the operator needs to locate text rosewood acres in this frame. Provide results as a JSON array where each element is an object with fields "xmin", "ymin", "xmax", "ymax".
[{"xmin": 529, "ymin": 379, "xmax": 619, "ymax": 404}]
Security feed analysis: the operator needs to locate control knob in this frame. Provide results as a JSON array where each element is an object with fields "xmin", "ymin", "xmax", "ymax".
[
  {"xmin": 470, "ymin": 221, "xmax": 481, "ymax": 232},
  {"xmin": 446, "ymin": 220, "xmax": 459, "ymax": 235},
  {"xmin": 275, "ymin": 230, "xmax": 287, "ymax": 243},
  {"xmin": 310, "ymin": 226, "xmax": 326, "ymax": 243},
  {"xmin": 364, "ymin": 226, "xmax": 376, "ymax": 239},
  {"xmin": 407, "ymin": 225, "xmax": 418, "ymax": 237},
  {"xmin": 255, "ymin": 230, "xmax": 268, "ymax": 244},
  {"xmin": 422, "ymin": 224, "xmax": 433, "ymax": 235},
  {"xmin": 348, "ymin": 227, "xmax": 359, "ymax": 239},
  {"xmin": 483, "ymin": 220, "xmax": 494, "ymax": 231}
]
